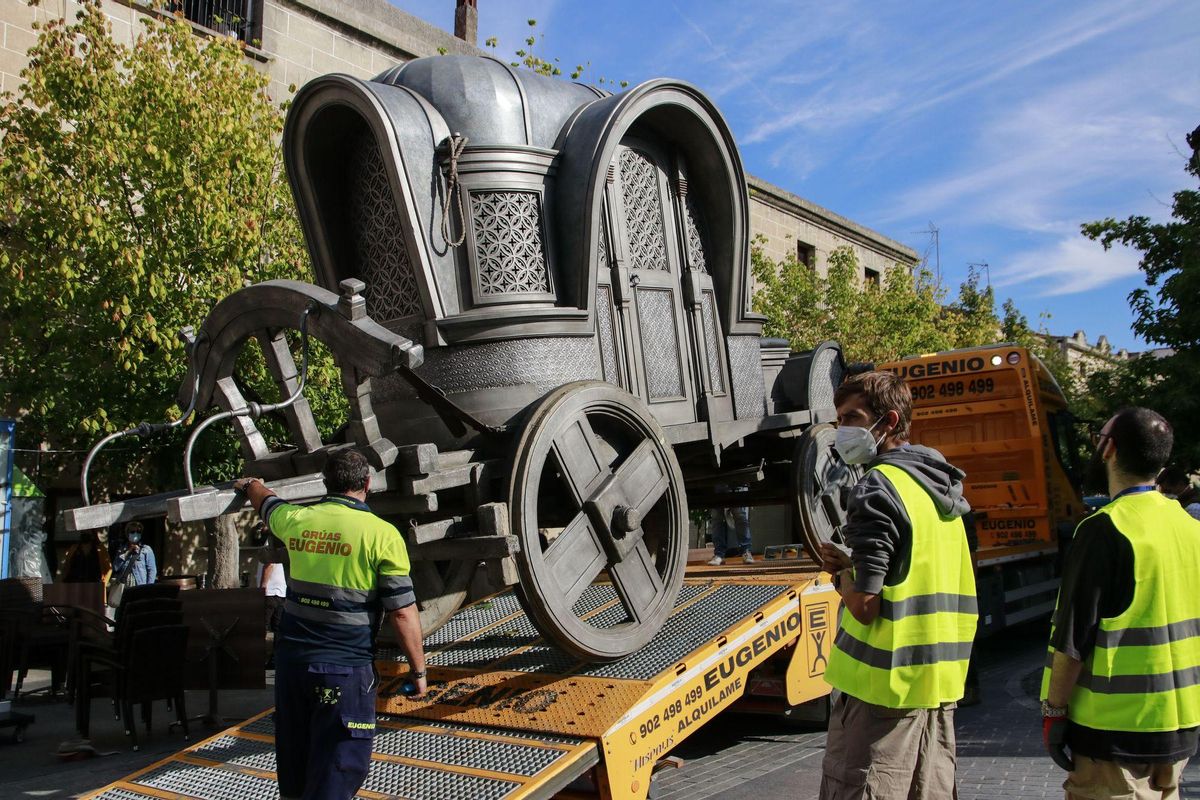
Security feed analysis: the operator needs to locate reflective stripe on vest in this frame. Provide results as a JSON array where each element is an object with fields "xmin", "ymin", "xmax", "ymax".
[
  {"xmin": 826, "ymin": 462, "xmax": 978, "ymax": 709},
  {"xmin": 1041, "ymin": 492, "xmax": 1200, "ymax": 732}
]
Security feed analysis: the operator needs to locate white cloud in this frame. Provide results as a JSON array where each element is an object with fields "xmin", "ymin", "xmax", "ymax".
[{"xmin": 995, "ymin": 235, "xmax": 1140, "ymax": 296}]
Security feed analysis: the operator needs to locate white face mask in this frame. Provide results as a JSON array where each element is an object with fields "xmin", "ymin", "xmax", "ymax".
[{"xmin": 835, "ymin": 417, "xmax": 886, "ymax": 465}]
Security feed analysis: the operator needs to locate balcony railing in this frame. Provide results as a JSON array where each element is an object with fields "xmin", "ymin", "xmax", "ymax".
[{"xmin": 168, "ymin": 0, "xmax": 264, "ymax": 46}]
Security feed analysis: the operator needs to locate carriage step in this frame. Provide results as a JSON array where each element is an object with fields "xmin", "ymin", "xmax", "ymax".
[
  {"xmin": 401, "ymin": 461, "xmax": 494, "ymax": 494},
  {"xmin": 410, "ymin": 534, "xmax": 519, "ymax": 562},
  {"xmin": 396, "ymin": 444, "xmax": 476, "ymax": 475},
  {"xmin": 406, "ymin": 503, "xmax": 508, "ymax": 545},
  {"xmin": 409, "ymin": 515, "xmax": 474, "ymax": 545}
]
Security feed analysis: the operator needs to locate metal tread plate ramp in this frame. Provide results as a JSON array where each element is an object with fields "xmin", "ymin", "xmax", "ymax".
[{"xmin": 84, "ymin": 567, "xmax": 836, "ymax": 800}]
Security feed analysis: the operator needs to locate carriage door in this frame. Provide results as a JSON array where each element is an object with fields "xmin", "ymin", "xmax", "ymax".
[{"xmin": 608, "ymin": 140, "xmax": 696, "ymax": 426}]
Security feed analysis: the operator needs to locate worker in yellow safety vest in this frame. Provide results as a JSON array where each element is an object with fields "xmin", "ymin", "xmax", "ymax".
[
  {"xmin": 236, "ymin": 450, "xmax": 427, "ymax": 800},
  {"xmin": 1042, "ymin": 407, "xmax": 1200, "ymax": 800},
  {"xmin": 818, "ymin": 371, "xmax": 977, "ymax": 799}
]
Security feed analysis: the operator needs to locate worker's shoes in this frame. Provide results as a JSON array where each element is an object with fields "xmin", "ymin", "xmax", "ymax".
[
  {"xmin": 742, "ymin": 551, "xmax": 755, "ymax": 564},
  {"xmin": 707, "ymin": 556, "xmax": 724, "ymax": 566}
]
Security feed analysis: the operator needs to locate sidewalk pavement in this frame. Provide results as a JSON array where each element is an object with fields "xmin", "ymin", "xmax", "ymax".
[
  {"xmin": 2, "ymin": 670, "xmax": 275, "ymax": 799},
  {"xmin": 654, "ymin": 623, "xmax": 1200, "ymax": 800},
  {"xmin": 5, "ymin": 624, "xmax": 1199, "ymax": 799}
]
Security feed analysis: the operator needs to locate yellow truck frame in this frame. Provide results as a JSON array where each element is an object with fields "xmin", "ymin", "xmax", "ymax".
[{"xmin": 84, "ymin": 564, "xmax": 836, "ymax": 800}]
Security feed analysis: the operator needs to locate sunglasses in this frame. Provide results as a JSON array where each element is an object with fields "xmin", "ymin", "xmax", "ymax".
[{"xmin": 1090, "ymin": 431, "xmax": 1110, "ymax": 448}]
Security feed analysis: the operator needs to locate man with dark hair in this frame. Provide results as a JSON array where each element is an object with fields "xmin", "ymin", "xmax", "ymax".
[
  {"xmin": 234, "ymin": 450, "xmax": 427, "ymax": 800},
  {"xmin": 1042, "ymin": 408, "xmax": 1200, "ymax": 799},
  {"xmin": 818, "ymin": 371, "xmax": 976, "ymax": 799},
  {"xmin": 1156, "ymin": 466, "xmax": 1200, "ymax": 521}
]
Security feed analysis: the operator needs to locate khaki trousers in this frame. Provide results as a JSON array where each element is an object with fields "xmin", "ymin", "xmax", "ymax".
[
  {"xmin": 1064, "ymin": 754, "xmax": 1187, "ymax": 800},
  {"xmin": 819, "ymin": 693, "xmax": 958, "ymax": 800}
]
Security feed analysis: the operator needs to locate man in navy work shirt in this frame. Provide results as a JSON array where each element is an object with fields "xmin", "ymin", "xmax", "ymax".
[{"xmin": 235, "ymin": 450, "xmax": 427, "ymax": 800}]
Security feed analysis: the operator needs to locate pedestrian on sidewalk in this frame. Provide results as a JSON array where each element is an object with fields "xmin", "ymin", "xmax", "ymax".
[
  {"xmin": 818, "ymin": 371, "xmax": 977, "ymax": 799},
  {"xmin": 707, "ymin": 485, "xmax": 753, "ymax": 565},
  {"xmin": 1042, "ymin": 408, "xmax": 1200, "ymax": 799}
]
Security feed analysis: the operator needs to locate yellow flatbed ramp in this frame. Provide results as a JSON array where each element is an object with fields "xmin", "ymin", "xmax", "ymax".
[{"xmin": 85, "ymin": 565, "xmax": 835, "ymax": 800}]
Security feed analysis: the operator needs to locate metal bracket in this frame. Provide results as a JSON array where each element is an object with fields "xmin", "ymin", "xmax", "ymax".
[{"xmin": 394, "ymin": 365, "xmax": 506, "ymax": 438}]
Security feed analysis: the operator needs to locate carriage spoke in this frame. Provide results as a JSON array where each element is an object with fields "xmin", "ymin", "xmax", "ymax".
[
  {"xmin": 544, "ymin": 511, "xmax": 609, "ymax": 609},
  {"xmin": 550, "ymin": 414, "xmax": 610, "ymax": 507},
  {"xmin": 613, "ymin": 440, "xmax": 670, "ymax": 521},
  {"xmin": 611, "ymin": 540, "xmax": 666, "ymax": 624}
]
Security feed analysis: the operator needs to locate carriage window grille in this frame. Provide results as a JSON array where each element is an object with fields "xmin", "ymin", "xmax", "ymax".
[
  {"xmin": 683, "ymin": 191, "xmax": 710, "ymax": 274},
  {"xmin": 596, "ymin": 285, "xmax": 620, "ymax": 386},
  {"xmin": 636, "ymin": 288, "xmax": 684, "ymax": 399},
  {"xmin": 619, "ymin": 148, "xmax": 670, "ymax": 272},
  {"xmin": 701, "ymin": 290, "xmax": 724, "ymax": 393},
  {"xmin": 470, "ymin": 191, "xmax": 552, "ymax": 295},
  {"xmin": 349, "ymin": 134, "xmax": 424, "ymax": 322}
]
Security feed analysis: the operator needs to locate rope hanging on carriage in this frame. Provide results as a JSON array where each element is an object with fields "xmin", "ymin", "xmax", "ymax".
[
  {"xmin": 440, "ymin": 133, "xmax": 469, "ymax": 248},
  {"xmin": 80, "ymin": 328, "xmax": 207, "ymax": 507},
  {"xmin": 182, "ymin": 301, "xmax": 318, "ymax": 494}
]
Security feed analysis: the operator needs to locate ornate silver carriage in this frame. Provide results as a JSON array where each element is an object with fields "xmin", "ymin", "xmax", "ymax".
[{"xmin": 70, "ymin": 56, "xmax": 856, "ymax": 661}]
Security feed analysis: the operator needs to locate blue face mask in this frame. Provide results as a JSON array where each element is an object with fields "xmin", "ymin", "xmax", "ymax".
[{"xmin": 127, "ymin": 532, "xmax": 142, "ymax": 544}]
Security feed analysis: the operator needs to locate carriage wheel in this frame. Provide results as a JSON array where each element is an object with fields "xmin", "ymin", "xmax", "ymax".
[
  {"xmin": 790, "ymin": 423, "xmax": 863, "ymax": 560},
  {"xmin": 509, "ymin": 382, "xmax": 688, "ymax": 661}
]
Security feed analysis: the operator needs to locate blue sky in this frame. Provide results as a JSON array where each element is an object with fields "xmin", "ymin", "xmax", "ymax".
[{"xmin": 394, "ymin": 1, "xmax": 1199, "ymax": 351}]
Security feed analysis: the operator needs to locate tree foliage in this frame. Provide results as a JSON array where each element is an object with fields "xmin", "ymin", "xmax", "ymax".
[
  {"xmin": 1079, "ymin": 124, "xmax": 1200, "ymax": 468},
  {"xmin": 0, "ymin": 2, "xmax": 339, "ymax": 491},
  {"xmin": 751, "ymin": 240, "xmax": 998, "ymax": 364}
]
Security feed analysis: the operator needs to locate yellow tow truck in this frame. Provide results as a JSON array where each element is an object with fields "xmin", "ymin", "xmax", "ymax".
[{"xmin": 84, "ymin": 563, "xmax": 836, "ymax": 800}]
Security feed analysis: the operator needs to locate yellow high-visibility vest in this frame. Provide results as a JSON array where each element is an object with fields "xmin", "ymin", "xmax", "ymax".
[
  {"xmin": 827, "ymin": 463, "xmax": 978, "ymax": 708},
  {"xmin": 1042, "ymin": 490, "xmax": 1200, "ymax": 732}
]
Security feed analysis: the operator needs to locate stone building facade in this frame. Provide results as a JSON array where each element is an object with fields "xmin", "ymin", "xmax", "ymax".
[{"xmin": 1045, "ymin": 329, "xmax": 1133, "ymax": 385}]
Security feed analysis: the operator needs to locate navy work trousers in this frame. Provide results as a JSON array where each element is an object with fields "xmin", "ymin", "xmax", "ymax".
[{"xmin": 274, "ymin": 652, "xmax": 378, "ymax": 800}]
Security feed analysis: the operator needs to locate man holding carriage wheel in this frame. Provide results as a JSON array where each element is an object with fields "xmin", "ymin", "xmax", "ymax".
[
  {"xmin": 817, "ymin": 371, "xmax": 977, "ymax": 799},
  {"xmin": 234, "ymin": 449, "xmax": 427, "ymax": 800}
]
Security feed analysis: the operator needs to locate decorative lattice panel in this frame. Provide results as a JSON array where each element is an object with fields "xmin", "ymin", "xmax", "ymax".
[
  {"xmin": 701, "ymin": 290, "xmax": 724, "ymax": 393},
  {"xmin": 470, "ymin": 191, "xmax": 551, "ymax": 295},
  {"xmin": 619, "ymin": 148, "xmax": 669, "ymax": 272},
  {"xmin": 728, "ymin": 335, "xmax": 766, "ymax": 419},
  {"xmin": 636, "ymin": 288, "xmax": 683, "ymax": 399},
  {"xmin": 683, "ymin": 191, "xmax": 709, "ymax": 273},
  {"xmin": 596, "ymin": 285, "xmax": 620, "ymax": 386},
  {"xmin": 349, "ymin": 133, "xmax": 423, "ymax": 322}
]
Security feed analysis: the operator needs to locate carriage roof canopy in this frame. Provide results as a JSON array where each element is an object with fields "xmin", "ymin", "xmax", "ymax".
[{"xmin": 282, "ymin": 55, "xmax": 764, "ymax": 348}]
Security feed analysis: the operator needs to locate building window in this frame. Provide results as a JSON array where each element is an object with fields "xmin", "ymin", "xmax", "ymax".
[
  {"xmin": 864, "ymin": 267, "xmax": 881, "ymax": 287},
  {"xmin": 796, "ymin": 241, "xmax": 815, "ymax": 269},
  {"xmin": 169, "ymin": 0, "xmax": 264, "ymax": 45}
]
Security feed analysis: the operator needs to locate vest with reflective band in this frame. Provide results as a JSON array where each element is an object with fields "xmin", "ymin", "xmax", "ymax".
[
  {"xmin": 266, "ymin": 496, "xmax": 413, "ymax": 664},
  {"xmin": 1040, "ymin": 491, "xmax": 1200, "ymax": 732},
  {"xmin": 826, "ymin": 463, "xmax": 978, "ymax": 709}
]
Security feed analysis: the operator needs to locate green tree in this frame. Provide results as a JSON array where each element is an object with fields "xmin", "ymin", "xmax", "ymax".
[
  {"xmin": 0, "ymin": 2, "xmax": 341, "ymax": 494},
  {"xmin": 947, "ymin": 267, "xmax": 999, "ymax": 348},
  {"xmin": 1080, "ymin": 124, "xmax": 1200, "ymax": 468},
  {"xmin": 752, "ymin": 240, "xmax": 977, "ymax": 364}
]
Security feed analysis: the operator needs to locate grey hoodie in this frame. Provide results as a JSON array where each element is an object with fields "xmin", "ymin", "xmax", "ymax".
[{"xmin": 843, "ymin": 444, "xmax": 971, "ymax": 595}]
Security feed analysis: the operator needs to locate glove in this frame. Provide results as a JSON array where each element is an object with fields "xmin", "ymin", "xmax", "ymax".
[{"xmin": 1043, "ymin": 715, "xmax": 1074, "ymax": 772}]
